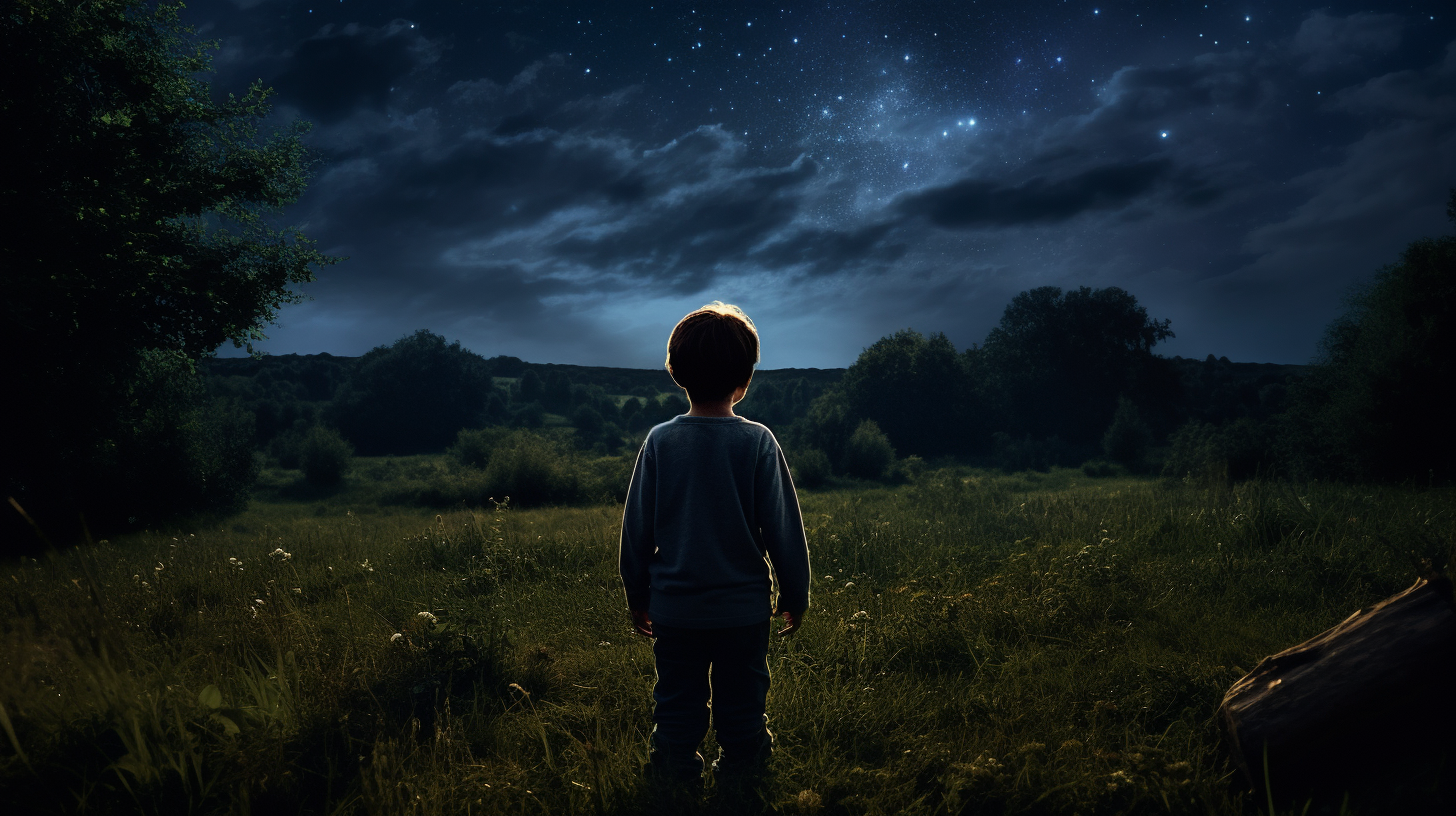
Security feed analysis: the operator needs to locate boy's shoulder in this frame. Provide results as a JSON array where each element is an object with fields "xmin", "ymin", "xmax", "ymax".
[{"xmin": 645, "ymin": 416, "xmax": 778, "ymax": 446}]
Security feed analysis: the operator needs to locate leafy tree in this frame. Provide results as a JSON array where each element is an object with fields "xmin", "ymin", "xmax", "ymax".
[
  {"xmin": 1285, "ymin": 192, "xmax": 1456, "ymax": 481},
  {"xmin": 330, "ymin": 331, "xmax": 493, "ymax": 455},
  {"xmin": 839, "ymin": 330, "xmax": 981, "ymax": 456},
  {"xmin": 2, "ymin": 1, "xmax": 335, "ymax": 538},
  {"xmin": 980, "ymin": 286, "xmax": 1176, "ymax": 445}
]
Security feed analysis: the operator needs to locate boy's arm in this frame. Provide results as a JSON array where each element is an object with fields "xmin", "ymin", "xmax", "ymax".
[
  {"xmin": 618, "ymin": 438, "xmax": 656, "ymax": 619},
  {"xmin": 757, "ymin": 433, "xmax": 811, "ymax": 620}
]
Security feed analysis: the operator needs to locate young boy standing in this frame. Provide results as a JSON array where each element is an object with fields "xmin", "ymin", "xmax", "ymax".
[{"xmin": 619, "ymin": 302, "xmax": 812, "ymax": 785}]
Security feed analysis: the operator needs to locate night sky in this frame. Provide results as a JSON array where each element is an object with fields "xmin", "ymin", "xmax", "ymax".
[{"xmin": 192, "ymin": 1, "xmax": 1456, "ymax": 368}]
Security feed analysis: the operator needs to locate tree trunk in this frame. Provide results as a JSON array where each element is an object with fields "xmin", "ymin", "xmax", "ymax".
[{"xmin": 1220, "ymin": 576, "xmax": 1456, "ymax": 802}]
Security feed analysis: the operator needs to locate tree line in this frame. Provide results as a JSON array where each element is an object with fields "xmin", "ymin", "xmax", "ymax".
[{"xmin": 794, "ymin": 195, "xmax": 1455, "ymax": 487}]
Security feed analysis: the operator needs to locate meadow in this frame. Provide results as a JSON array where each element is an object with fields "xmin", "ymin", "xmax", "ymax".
[{"xmin": 1, "ymin": 464, "xmax": 1452, "ymax": 815}]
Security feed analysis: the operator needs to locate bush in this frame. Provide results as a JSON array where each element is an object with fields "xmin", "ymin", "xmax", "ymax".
[
  {"xmin": 482, "ymin": 431, "xmax": 583, "ymax": 506},
  {"xmin": 842, "ymin": 420, "xmax": 895, "ymax": 480},
  {"xmin": 1102, "ymin": 396, "xmax": 1153, "ymax": 469},
  {"xmin": 299, "ymin": 427, "xmax": 353, "ymax": 485},
  {"xmin": 1162, "ymin": 418, "xmax": 1276, "ymax": 486},
  {"xmin": 449, "ymin": 427, "xmax": 512, "ymax": 468},
  {"xmin": 793, "ymin": 448, "xmax": 832, "ymax": 488}
]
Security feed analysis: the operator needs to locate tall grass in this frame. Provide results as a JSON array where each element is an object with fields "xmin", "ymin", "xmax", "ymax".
[{"xmin": 1, "ymin": 473, "xmax": 1451, "ymax": 814}]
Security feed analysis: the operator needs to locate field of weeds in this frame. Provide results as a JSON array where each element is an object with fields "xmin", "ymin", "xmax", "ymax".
[{"xmin": 2, "ymin": 471, "xmax": 1452, "ymax": 815}]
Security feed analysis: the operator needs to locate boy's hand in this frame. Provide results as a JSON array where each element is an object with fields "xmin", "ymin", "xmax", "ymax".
[
  {"xmin": 774, "ymin": 608, "xmax": 803, "ymax": 637},
  {"xmin": 630, "ymin": 608, "xmax": 655, "ymax": 638}
]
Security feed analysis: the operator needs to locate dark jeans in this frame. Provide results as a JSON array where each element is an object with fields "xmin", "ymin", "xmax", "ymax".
[{"xmin": 650, "ymin": 620, "xmax": 772, "ymax": 773}]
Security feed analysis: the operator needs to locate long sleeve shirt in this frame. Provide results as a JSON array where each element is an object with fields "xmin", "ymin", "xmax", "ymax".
[{"xmin": 619, "ymin": 415, "xmax": 811, "ymax": 628}]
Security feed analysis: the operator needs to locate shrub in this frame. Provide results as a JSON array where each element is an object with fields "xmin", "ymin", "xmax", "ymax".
[
  {"xmin": 842, "ymin": 420, "xmax": 895, "ymax": 480},
  {"xmin": 793, "ymin": 448, "xmax": 832, "ymax": 488},
  {"xmin": 1102, "ymin": 396, "xmax": 1153, "ymax": 469},
  {"xmin": 482, "ymin": 430, "xmax": 582, "ymax": 506},
  {"xmin": 299, "ymin": 427, "xmax": 353, "ymax": 485},
  {"xmin": 1162, "ymin": 418, "xmax": 1275, "ymax": 485},
  {"xmin": 449, "ymin": 427, "xmax": 512, "ymax": 468}
]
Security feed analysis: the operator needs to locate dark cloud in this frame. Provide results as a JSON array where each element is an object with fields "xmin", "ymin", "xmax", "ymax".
[
  {"xmin": 271, "ymin": 21, "xmax": 438, "ymax": 122},
  {"xmin": 181, "ymin": 1, "xmax": 1456, "ymax": 367},
  {"xmin": 1293, "ymin": 11, "xmax": 1403, "ymax": 74},
  {"xmin": 896, "ymin": 159, "xmax": 1202, "ymax": 228},
  {"xmin": 748, "ymin": 222, "xmax": 906, "ymax": 277}
]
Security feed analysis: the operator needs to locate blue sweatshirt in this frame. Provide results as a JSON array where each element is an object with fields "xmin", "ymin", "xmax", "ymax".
[{"xmin": 619, "ymin": 415, "xmax": 811, "ymax": 628}]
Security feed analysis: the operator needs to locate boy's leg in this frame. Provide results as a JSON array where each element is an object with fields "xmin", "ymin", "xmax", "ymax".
[
  {"xmin": 649, "ymin": 624, "xmax": 710, "ymax": 781},
  {"xmin": 708, "ymin": 620, "xmax": 773, "ymax": 775}
]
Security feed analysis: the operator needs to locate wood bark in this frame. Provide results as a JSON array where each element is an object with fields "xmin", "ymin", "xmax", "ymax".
[{"xmin": 1220, "ymin": 576, "xmax": 1456, "ymax": 801}]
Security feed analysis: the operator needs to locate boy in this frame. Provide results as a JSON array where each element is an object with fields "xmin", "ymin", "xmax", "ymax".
[{"xmin": 619, "ymin": 301, "xmax": 812, "ymax": 786}]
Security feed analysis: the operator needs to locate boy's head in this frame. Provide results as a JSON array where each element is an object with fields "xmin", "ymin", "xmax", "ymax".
[{"xmin": 666, "ymin": 302, "xmax": 760, "ymax": 401}]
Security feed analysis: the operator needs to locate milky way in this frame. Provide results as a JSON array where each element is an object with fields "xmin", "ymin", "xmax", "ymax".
[{"xmin": 192, "ymin": 1, "xmax": 1456, "ymax": 367}]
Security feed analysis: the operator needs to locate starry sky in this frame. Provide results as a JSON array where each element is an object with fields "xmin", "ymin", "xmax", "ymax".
[{"xmin": 193, "ymin": 1, "xmax": 1456, "ymax": 368}]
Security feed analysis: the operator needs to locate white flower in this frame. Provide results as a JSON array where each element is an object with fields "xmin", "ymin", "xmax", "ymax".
[
  {"xmin": 390, "ymin": 633, "xmax": 403, "ymax": 643},
  {"xmin": 416, "ymin": 611, "xmax": 438, "ymax": 623},
  {"xmin": 359, "ymin": 559, "xmax": 373, "ymax": 572},
  {"xmin": 850, "ymin": 610, "xmax": 870, "ymax": 620},
  {"xmin": 269, "ymin": 548, "xmax": 292, "ymax": 561},
  {"xmin": 228, "ymin": 557, "xmax": 242, "ymax": 567}
]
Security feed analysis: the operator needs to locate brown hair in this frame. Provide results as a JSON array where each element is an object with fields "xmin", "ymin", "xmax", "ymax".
[{"xmin": 666, "ymin": 301, "xmax": 760, "ymax": 401}]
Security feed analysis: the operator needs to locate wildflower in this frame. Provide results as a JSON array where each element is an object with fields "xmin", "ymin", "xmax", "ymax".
[
  {"xmin": 850, "ymin": 610, "xmax": 869, "ymax": 620},
  {"xmin": 844, "ymin": 581, "xmax": 855, "ymax": 589},
  {"xmin": 254, "ymin": 598, "xmax": 265, "ymax": 606},
  {"xmin": 269, "ymin": 547, "xmax": 292, "ymax": 561},
  {"xmin": 359, "ymin": 559, "xmax": 373, "ymax": 572},
  {"xmin": 228, "ymin": 557, "xmax": 243, "ymax": 568},
  {"xmin": 292, "ymin": 587, "xmax": 303, "ymax": 595},
  {"xmin": 391, "ymin": 633, "xmax": 403, "ymax": 643},
  {"xmin": 598, "ymin": 641, "xmax": 611, "ymax": 647},
  {"xmin": 416, "ymin": 611, "xmax": 438, "ymax": 623}
]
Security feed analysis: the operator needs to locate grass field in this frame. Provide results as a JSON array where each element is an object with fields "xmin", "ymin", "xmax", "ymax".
[{"xmin": 2, "ymin": 467, "xmax": 1452, "ymax": 815}]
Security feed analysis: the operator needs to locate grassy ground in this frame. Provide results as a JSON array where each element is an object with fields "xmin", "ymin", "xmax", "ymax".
[{"xmin": 1, "ymin": 471, "xmax": 1452, "ymax": 815}]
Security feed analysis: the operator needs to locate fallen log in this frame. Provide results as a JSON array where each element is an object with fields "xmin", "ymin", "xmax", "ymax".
[{"xmin": 1219, "ymin": 575, "xmax": 1456, "ymax": 803}]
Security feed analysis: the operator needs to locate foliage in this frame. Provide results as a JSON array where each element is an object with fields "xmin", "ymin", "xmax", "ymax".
[
  {"xmin": 839, "ymin": 330, "xmax": 980, "ymax": 456},
  {"xmin": 330, "ymin": 331, "xmax": 494, "ymax": 455},
  {"xmin": 298, "ymin": 427, "xmax": 353, "ymax": 486},
  {"xmin": 1284, "ymin": 192, "xmax": 1456, "ymax": 482},
  {"xmin": 980, "ymin": 286, "xmax": 1177, "ymax": 445},
  {"xmin": 799, "ymin": 389, "xmax": 857, "ymax": 465},
  {"xmin": 841, "ymin": 420, "xmax": 896, "ymax": 480},
  {"xmin": 448, "ymin": 427, "xmax": 513, "ymax": 469},
  {"xmin": 3, "ymin": 479, "xmax": 1452, "ymax": 814},
  {"xmin": 1161, "ymin": 418, "xmax": 1275, "ymax": 486},
  {"xmin": 792, "ymin": 448, "xmax": 832, "ymax": 489},
  {"xmin": 1, "ymin": 0, "xmax": 334, "ymax": 535},
  {"xmin": 1102, "ymin": 396, "xmax": 1154, "ymax": 469},
  {"xmin": 480, "ymin": 431, "xmax": 585, "ymax": 507}
]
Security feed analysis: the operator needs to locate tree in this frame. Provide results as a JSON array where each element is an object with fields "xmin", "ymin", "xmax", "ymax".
[
  {"xmin": 980, "ymin": 286, "xmax": 1177, "ymax": 445},
  {"xmin": 2, "ymin": 1, "xmax": 335, "ymax": 539},
  {"xmin": 330, "ymin": 331, "xmax": 493, "ymax": 455},
  {"xmin": 1285, "ymin": 191, "xmax": 1456, "ymax": 481},
  {"xmin": 839, "ymin": 330, "xmax": 981, "ymax": 457}
]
